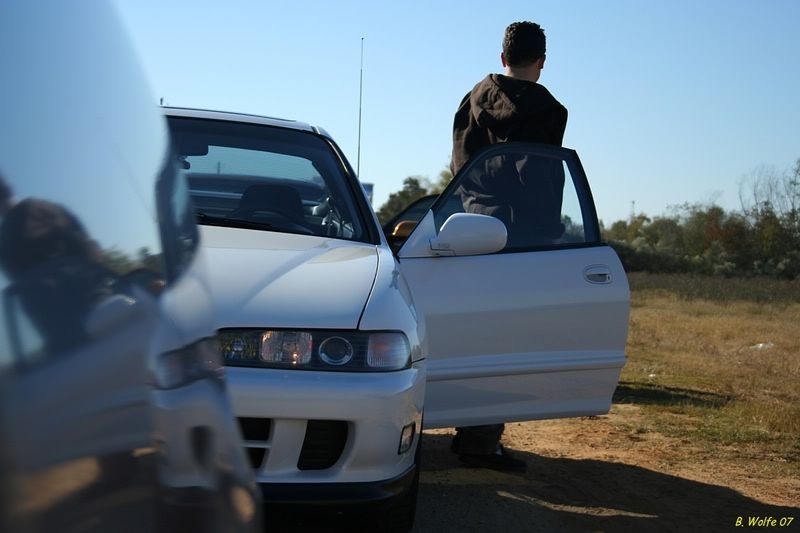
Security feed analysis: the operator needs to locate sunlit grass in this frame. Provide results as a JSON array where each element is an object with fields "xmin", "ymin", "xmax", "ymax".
[{"xmin": 618, "ymin": 273, "xmax": 800, "ymax": 472}]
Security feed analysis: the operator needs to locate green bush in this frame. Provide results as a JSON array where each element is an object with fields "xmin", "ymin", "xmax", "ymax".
[{"xmin": 604, "ymin": 202, "xmax": 800, "ymax": 280}]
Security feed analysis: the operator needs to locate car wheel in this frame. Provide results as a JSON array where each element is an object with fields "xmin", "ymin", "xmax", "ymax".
[{"xmin": 378, "ymin": 432, "xmax": 421, "ymax": 533}]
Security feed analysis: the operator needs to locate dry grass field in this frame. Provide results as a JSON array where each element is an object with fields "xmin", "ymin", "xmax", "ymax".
[{"xmin": 622, "ymin": 273, "xmax": 800, "ymax": 465}]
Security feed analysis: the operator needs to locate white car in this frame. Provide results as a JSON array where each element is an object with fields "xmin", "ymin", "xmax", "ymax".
[
  {"xmin": 166, "ymin": 107, "xmax": 630, "ymax": 529},
  {"xmin": 0, "ymin": 4, "xmax": 260, "ymax": 532}
]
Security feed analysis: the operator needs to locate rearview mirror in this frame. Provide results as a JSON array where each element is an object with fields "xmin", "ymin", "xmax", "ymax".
[{"xmin": 175, "ymin": 134, "xmax": 209, "ymax": 156}]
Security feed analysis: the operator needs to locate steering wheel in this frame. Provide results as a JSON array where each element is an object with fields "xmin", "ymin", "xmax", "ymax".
[{"xmin": 321, "ymin": 197, "xmax": 344, "ymax": 237}]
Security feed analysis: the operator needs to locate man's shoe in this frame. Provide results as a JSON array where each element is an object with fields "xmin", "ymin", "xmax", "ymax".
[
  {"xmin": 450, "ymin": 433, "xmax": 461, "ymax": 454},
  {"xmin": 458, "ymin": 445, "xmax": 527, "ymax": 473}
]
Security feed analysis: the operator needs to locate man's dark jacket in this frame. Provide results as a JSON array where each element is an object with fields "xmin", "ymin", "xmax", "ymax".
[
  {"xmin": 451, "ymin": 74, "xmax": 568, "ymax": 174},
  {"xmin": 450, "ymin": 74, "xmax": 568, "ymax": 245}
]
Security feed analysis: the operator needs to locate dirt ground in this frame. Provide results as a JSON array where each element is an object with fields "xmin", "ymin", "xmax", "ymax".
[{"xmin": 412, "ymin": 404, "xmax": 799, "ymax": 532}]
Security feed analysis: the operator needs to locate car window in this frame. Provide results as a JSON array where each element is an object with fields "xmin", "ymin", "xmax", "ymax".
[
  {"xmin": 168, "ymin": 117, "xmax": 367, "ymax": 242},
  {"xmin": 386, "ymin": 196, "xmax": 437, "ymax": 231},
  {"xmin": 435, "ymin": 143, "xmax": 599, "ymax": 251},
  {"xmin": 384, "ymin": 194, "xmax": 469, "ymax": 254},
  {"xmin": 432, "ymin": 195, "xmax": 467, "ymax": 232}
]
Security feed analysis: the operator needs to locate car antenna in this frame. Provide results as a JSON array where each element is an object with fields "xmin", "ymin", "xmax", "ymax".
[{"xmin": 357, "ymin": 37, "xmax": 364, "ymax": 178}]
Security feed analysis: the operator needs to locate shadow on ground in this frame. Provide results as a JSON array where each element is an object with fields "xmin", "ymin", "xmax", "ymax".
[
  {"xmin": 412, "ymin": 433, "xmax": 797, "ymax": 532},
  {"xmin": 261, "ymin": 430, "xmax": 796, "ymax": 532},
  {"xmin": 613, "ymin": 381, "xmax": 731, "ymax": 409}
]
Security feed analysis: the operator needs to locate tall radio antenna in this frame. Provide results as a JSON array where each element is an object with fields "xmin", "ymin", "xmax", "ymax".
[{"xmin": 357, "ymin": 37, "xmax": 364, "ymax": 177}]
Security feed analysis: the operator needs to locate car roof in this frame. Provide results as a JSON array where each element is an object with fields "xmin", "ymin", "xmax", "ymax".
[{"xmin": 162, "ymin": 106, "xmax": 332, "ymax": 138}]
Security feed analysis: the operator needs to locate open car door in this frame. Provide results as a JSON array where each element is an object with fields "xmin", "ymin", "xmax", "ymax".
[{"xmin": 396, "ymin": 143, "xmax": 630, "ymax": 429}]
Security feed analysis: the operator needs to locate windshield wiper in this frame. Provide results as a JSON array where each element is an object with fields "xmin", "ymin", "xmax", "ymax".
[{"xmin": 195, "ymin": 211, "xmax": 276, "ymax": 231}]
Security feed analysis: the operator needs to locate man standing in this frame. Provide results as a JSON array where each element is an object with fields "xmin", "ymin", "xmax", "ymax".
[{"xmin": 449, "ymin": 21, "xmax": 568, "ymax": 472}]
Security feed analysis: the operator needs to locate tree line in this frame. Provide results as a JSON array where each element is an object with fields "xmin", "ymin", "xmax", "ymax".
[
  {"xmin": 605, "ymin": 160, "xmax": 800, "ymax": 279},
  {"xmin": 376, "ymin": 170, "xmax": 451, "ymax": 226},
  {"xmin": 377, "ymin": 160, "xmax": 800, "ymax": 280}
]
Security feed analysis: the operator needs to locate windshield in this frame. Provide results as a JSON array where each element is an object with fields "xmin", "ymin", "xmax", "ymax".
[{"xmin": 167, "ymin": 117, "xmax": 368, "ymax": 242}]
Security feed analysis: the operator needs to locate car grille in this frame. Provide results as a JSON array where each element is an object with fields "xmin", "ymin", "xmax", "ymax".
[
  {"xmin": 237, "ymin": 417, "xmax": 272, "ymax": 470},
  {"xmin": 236, "ymin": 417, "xmax": 348, "ymax": 472},
  {"xmin": 239, "ymin": 417, "xmax": 272, "ymax": 440},
  {"xmin": 298, "ymin": 420, "xmax": 348, "ymax": 471}
]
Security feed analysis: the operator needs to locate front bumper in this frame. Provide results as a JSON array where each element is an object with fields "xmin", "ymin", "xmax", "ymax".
[
  {"xmin": 226, "ymin": 361, "xmax": 425, "ymax": 491},
  {"xmin": 259, "ymin": 462, "xmax": 416, "ymax": 505}
]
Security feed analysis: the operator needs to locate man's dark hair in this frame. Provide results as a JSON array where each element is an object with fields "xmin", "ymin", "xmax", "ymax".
[{"xmin": 503, "ymin": 21, "xmax": 546, "ymax": 66}]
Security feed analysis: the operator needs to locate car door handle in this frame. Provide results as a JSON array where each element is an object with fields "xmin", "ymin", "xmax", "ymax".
[{"xmin": 583, "ymin": 265, "xmax": 612, "ymax": 284}]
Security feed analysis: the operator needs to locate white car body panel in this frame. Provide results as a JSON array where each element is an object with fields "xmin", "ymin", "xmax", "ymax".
[
  {"xmin": 202, "ymin": 226, "xmax": 378, "ymax": 329},
  {"xmin": 402, "ymin": 245, "xmax": 629, "ymax": 428},
  {"xmin": 165, "ymin": 106, "xmax": 316, "ymax": 133},
  {"xmin": 358, "ymin": 246, "xmax": 426, "ymax": 362}
]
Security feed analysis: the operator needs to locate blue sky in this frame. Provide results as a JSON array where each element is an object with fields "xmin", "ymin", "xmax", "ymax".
[{"xmin": 115, "ymin": 0, "xmax": 800, "ymax": 224}]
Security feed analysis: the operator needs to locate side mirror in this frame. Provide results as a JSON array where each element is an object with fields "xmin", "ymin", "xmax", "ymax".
[{"xmin": 430, "ymin": 213, "xmax": 506, "ymax": 256}]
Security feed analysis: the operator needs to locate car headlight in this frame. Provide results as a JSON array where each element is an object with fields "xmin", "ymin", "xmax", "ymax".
[
  {"xmin": 318, "ymin": 336, "xmax": 354, "ymax": 366},
  {"xmin": 219, "ymin": 329, "xmax": 411, "ymax": 372}
]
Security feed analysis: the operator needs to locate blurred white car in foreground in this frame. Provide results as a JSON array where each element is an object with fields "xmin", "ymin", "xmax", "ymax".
[
  {"xmin": 0, "ymin": 3, "xmax": 260, "ymax": 533},
  {"xmin": 166, "ymin": 107, "xmax": 630, "ymax": 530}
]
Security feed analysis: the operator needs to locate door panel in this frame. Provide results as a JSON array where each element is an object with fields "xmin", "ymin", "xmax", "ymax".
[
  {"xmin": 396, "ymin": 143, "xmax": 630, "ymax": 428},
  {"xmin": 402, "ymin": 245, "xmax": 628, "ymax": 428}
]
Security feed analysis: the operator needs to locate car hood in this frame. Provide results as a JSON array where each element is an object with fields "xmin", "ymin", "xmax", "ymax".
[{"xmin": 201, "ymin": 226, "xmax": 379, "ymax": 329}]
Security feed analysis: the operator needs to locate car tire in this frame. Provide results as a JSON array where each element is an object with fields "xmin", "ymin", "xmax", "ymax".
[{"xmin": 378, "ymin": 431, "xmax": 421, "ymax": 533}]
